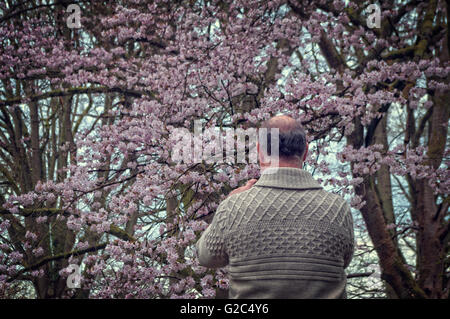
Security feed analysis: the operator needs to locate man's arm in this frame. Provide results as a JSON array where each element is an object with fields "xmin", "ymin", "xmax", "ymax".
[
  {"xmin": 343, "ymin": 203, "xmax": 355, "ymax": 269},
  {"xmin": 196, "ymin": 179, "xmax": 257, "ymax": 268},
  {"xmin": 196, "ymin": 199, "xmax": 231, "ymax": 268}
]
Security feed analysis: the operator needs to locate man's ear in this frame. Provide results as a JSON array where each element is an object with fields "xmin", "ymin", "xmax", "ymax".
[
  {"xmin": 257, "ymin": 142, "xmax": 265, "ymax": 164},
  {"xmin": 302, "ymin": 142, "xmax": 309, "ymax": 162},
  {"xmin": 257, "ymin": 142, "xmax": 262, "ymax": 162}
]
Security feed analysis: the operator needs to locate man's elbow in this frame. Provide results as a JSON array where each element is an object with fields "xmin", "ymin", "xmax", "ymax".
[
  {"xmin": 196, "ymin": 240, "xmax": 228, "ymax": 268},
  {"xmin": 198, "ymin": 253, "xmax": 228, "ymax": 269}
]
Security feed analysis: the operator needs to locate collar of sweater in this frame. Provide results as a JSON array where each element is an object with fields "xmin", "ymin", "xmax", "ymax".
[{"xmin": 254, "ymin": 167, "xmax": 323, "ymax": 190}]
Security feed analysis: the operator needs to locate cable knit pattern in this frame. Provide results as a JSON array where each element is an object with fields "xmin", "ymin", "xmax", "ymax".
[{"xmin": 196, "ymin": 167, "xmax": 354, "ymax": 299}]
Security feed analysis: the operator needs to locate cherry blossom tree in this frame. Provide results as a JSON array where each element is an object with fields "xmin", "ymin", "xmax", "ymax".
[{"xmin": 0, "ymin": 0, "xmax": 448, "ymax": 299}]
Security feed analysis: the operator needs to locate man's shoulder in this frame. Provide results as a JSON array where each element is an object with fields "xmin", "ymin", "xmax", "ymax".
[
  {"xmin": 217, "ymin": 190, "xmax": 249, "ymax": 210},
  {"xmin": 314, "ymin": 187, "xmax": 348, "ymax": 203}
]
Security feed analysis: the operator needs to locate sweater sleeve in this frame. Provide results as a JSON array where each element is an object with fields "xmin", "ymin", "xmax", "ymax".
[
  {"xmin": 343, "ymin": 203, "xmax": 355, "ymax": 269},
  {"xmin": 195, "ymin": 198, "xmax": 230, "ymax": 268}
]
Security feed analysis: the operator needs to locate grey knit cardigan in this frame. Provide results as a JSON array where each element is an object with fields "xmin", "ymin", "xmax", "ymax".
[{"xmin": 196, "ymin": 167, "xmax": 354, "ymax": 299}]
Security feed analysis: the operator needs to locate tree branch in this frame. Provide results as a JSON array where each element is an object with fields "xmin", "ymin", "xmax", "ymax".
[
  {"xmin": 0, "ymin": 86, "xmax": 156, "ymax": 107},
  {"xmin": 347, "ymin": 272, "xmax": 375, "ymax": 279},
  {"xmin": 6, "ymin": 242, "xmax": 107, "ymax": 283}
]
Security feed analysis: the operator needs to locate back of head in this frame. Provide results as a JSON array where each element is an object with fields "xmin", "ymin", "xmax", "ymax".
[{"xmin": 260, "ymin": 115, "xmax": 307, "ymax": 160}]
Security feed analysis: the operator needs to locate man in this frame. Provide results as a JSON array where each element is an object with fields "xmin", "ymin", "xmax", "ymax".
[{"xmin": 196, "ymin": 115, "xmax": 354, "ymax": 298}]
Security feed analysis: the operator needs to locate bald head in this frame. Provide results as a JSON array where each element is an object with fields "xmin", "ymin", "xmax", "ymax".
[
  {"xmin": 263, "ymin": 115, "xmax": 301, "ymax": 133},
  {"xmin": 260, "ymin": 115, "xmax": 307, "ymax": 159}
]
